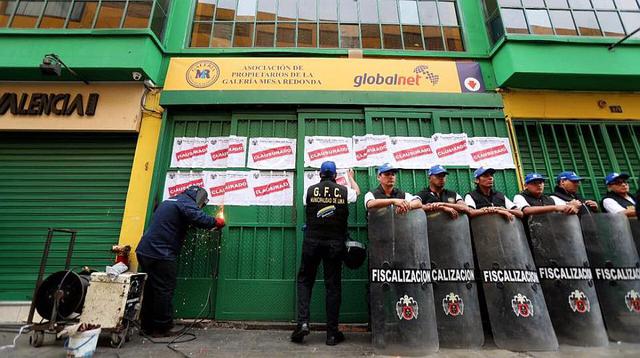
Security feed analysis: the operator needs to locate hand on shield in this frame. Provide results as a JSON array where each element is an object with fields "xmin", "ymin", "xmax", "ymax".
[
  {"xmin": 394, "ymin": 199, "xmax": 410, "ymax": 214},
  {"xmin": 443, "ymin": 207, "xmax": 459, "ymax": 219}
]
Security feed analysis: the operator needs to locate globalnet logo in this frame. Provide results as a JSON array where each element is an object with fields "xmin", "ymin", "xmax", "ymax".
[{"xmin": 353, "ymin": 73, "xmax": 423, "ymax": 88}]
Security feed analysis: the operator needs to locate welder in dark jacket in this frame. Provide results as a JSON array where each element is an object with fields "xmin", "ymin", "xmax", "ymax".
[{"xmin": 136, "ymin": 186, "xmax": 225, "ymax": 337}]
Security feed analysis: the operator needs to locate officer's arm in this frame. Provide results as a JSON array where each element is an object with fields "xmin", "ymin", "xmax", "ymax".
[
  {"xmin": 182, "ymin": 202, "xmax": 217, "ymax": 229},
  {"xmin": 347, "ymin": 169, "xmax": 361, "ymax": 196},
  {"xmin": 442, "ymin": 197, "xmax": 470, "ymax": 214},
  {"xmin": 522, "ymin": 205, "xmax": 573, "ymax": 216},
  {"xmin": 367, "ymin": 198, "xmax": 405, "ymax": 209},
  {"xmin": 602, "ymin": 198, "xmax": 626, "ymax": 215}
]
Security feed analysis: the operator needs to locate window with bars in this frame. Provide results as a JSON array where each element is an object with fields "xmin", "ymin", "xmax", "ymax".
[
  {"xmin": 0, "ymin": 0, "xmax": 170, "ymax": 40},
  {"xmin": 483, "ymin": 0, "xmax": 640, "ymax": 43},
  {"xmin": 190, "ymin": 0, "xmax": 465, "ymax": 51}
]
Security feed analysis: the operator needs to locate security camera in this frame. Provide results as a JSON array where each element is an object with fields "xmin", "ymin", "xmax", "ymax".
[{"xmin": 132, "ymin": 71, "xmax": 143, "ymax": 81}]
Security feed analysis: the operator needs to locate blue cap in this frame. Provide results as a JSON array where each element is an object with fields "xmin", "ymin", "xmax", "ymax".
[
  {"xmin": 474, "ymin": 167, "xmax": 496, "ymax": 178},
  {"xmin": 320, "ymin": 161, "xmax": 337, "ymax": 176},
  {"xmin": 605, "ymin": 172, "xmax": 630, "ymax": 185},
  {"xmin": 377, "ymin": 163, "xmax": 398, "ymax": 175},
  {"xmin": 524, "ymin": 173, "xmax": 546, "ymax": 184},
  {"xmin": 428, "ymin": 165, "xmax": 448, "ymax": 176},
  {"xmin": 556, "ymin": 171, "xmax": 582, "ymax": 183}
]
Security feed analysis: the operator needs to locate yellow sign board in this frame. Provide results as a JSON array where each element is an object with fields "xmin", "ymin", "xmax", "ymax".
[{"xmin": 165, "ymin": 58, "xmax": 485, "ymax": 94}]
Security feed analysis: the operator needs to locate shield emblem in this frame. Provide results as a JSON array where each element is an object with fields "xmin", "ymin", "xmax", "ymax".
[
  {"xmin": 396, "ymin": 294, "xmax": 419, "ymax": 321},
  {"xmin": 391, "ymin": 139, "xmax": 397, "ymax": 145},
  {"xmin": 169, "ymin": 173, "xmax": 175, "ymax": 179},
  {"xmin": 511, "ymin": 293, "xmax": 533, "ymax": 318},
  {"xmin": 568, "ymin": 290, "xmax": 591, "ymax": 313},
  {"xmin": 625, "ymin": 290, "xmax": 640, "ymax": 313},
  {"xmin": 442, "ymin": 292, "xmax": 464, "ymax": 317},
  {"xmin": 307, "ymin": 138, "xmax": 313, "ymax": 144},
  {"xmin": 252, "ymin": 140, "xmax": 258, "ymax": 145},
  {"xmin": 177, "ymin": 139, "xmax": 183, "ymax": 145},
  {"xmin": 211, "ymin": 139, "xmax": 217, "ymax": 145}
]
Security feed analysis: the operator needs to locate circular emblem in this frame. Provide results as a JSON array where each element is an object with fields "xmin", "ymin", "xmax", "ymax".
[
  {"xmin": 186, "ymin": 60, "xmax": 220, "ymax": 88},
  {"xmin": 464, "ymin": 77, "xmax": 481, "ymax": 92}
]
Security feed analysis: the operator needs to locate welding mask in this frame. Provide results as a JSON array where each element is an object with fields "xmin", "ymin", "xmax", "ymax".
[{"xmin": 194, "ymin": 187, "xmax": 209, "ymax": 209}]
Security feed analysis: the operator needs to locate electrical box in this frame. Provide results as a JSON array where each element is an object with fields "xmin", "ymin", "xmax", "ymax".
[{"xmin": 81, "ymin": 272, "xmax": 146, "ymax": 329}]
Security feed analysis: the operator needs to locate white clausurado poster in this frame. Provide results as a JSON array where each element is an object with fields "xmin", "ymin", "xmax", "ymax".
[
  {"xmin": 353, "ymin": 135, "xmax": 392, "ymax": 167},
  {"xmin": 467, "ymin": 137, "xmax": 515, "ymax": 169},
  {"xmin": 431, "ymin": 133, "xmax": 470, "ymax": 166},
  {"xmin": 304, "ymin": 136, "xmax": 355, "ymax": 168},
  {"xmin": 204, "ymin": 136, "xmax": 247, "ymax": 168},
  {"xmin": 302, "ymin": 169, "xmax": 351, "ymax": 204},
  {"xmin": 388, "ymin": 136, "xmax": 435, "ymax": 169},
  {"xmin": 163, "ymin": 171, "xmax": 205, "ymax": 200},
  {"xmin": 251, "ymin": 171, "xmax": 294, "ymax": 206},
  {"xmin": 202, "ymin": 171, "xmax": 227, "ymax": 206},
  {"xmin": 170, "ymin": 137, "xmax": 208, "ymax": 168},
  {"xmin": 222, "ymin": 170, "xmax": 254, "ymax": 206},
  {"xmin": 246, "ymin": 137, "xmax": 296, "ymax": 170}
]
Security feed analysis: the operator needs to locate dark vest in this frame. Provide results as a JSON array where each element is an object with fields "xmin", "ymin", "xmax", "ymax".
[
  {"xmin": 371, "ymin": 185, "xmax": 406, "ymax": 200},
  {"xmin": 467, "ymin": 187, "xmax": 507, "ymax": 209},
  {"xmin": 518, "ymin": 190, "xmax": 555, "ymax": 207},
  {"xmin": 417, "ymin": 187, "xmax": 459, "ymax": 204},
  {"xmin": 601, "ymin": 192, "xmax": 636, "ymax": 213},
  {"xmin": 552, "ymin": 186, "xmax": 595, "ymax": 215},
  {"xmin": 305, "ymin": 178, "xmax": 349, "ymax": 240}
]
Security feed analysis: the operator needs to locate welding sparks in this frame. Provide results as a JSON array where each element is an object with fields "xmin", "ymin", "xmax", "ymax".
[{"xmin": 216, "ymin": 206, "xmax": 225, "ymax": 220}]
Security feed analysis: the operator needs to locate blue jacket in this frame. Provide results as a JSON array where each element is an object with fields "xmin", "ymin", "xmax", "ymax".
[{"xmin": 136, "ymin": 187, "xmax": 217, "ymax": 260}]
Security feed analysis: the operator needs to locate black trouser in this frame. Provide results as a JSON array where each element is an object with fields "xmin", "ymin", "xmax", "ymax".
[
  {"xmin": 137, "ymin": 254, "xmax": 177, "ymax": 333},
  {"xmin": 296, "ymin": 237, "xmax": 345, "ymax": 335}
]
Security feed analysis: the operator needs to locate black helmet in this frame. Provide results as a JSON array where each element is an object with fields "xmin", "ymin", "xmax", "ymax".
[{"xmin": 343, "ymin": 241, "xmax": 366, "ymax": 269}]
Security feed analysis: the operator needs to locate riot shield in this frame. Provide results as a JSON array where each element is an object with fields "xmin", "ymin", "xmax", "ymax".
[
  {"xmin": 470, "ymin": 215, "xmax": 558, "ymax": 351},
  {"xmin": 427, "ymin": 212, "xmax": 483, "ymax": 349},
  {"xmin": 629, "ymin": 217, "xmax": 640, "ymax": 258},
  {"xmin": 528, "ymin": 213, "xmax": 608, "ymax": 346},
  {"xmin": 368, "ymin": 207, "xmax": 438, "ymax": 355},
  {"xmin": 581, "ymin": 213, "xmax": 640, "ymax": 343}
]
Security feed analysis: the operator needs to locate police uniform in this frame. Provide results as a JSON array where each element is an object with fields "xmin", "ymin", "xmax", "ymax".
[
  {"xmin": 551, "ymin": 186, "xmax": 596, "ymax": 216},
  {"xmin": 513, "ymin": 189, "xmax": 555, "ymax": 210},
  {"xmin": 465, "ymin": 187, "xmax": 517, "ymax": 210},
  {"xmin": 601, "ymin": 192, "xmax": 636, "ymax": 214},
  {"xmin": 416, "ymin": 187, "xmax": 462, "ymax": 205},
  {"xmin": 364, "ymin": 185, "xmax": 417, "ymax": 208},
  {"xmin": 296, "ymin": 177, "xmax": 351, "ymax": 339}
]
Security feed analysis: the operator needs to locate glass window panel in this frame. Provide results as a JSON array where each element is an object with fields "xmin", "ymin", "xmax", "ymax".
[
  {"xmin": 382, "ymin": 24, "xmax": 403, "ymax": 48},
  {"xmin": 233, "ymin": 21, "xmax": 254, "ymax": 46},
  {"xmin": 236, "ymin": 0, "xmax": 257, "ymax": 21},
  {"xmin": 319, "ymin": 22, "xmax": 339, "ymax": 47},
  {"xmin": 526, "ymin": 9, "xmax": 554, "ymax": 34},
  {"xmin": 443, "ymin": 26, "xmax": 464, "ymax": 51},
  {"xmin": 549, "ymin": 10, "xmax": 577, "ymax": 34},
  {"xmin": 437, "ymin": 1, "xmax": 458, "ymax": 26},
  {"xmin": 67, "ymin": 1, "xmax": 99, "ymax": 29},
  {"xmin": 123, "ymin": 1, "xmax": 152, "ymax": 28},
  {"xmin": 359, "ymin": 0, "xmax": 379, "ymax": 23},
  {"xmin": 399, "ymin": 0, "xmax": 419, "ymax": 25},
  {"xmin": 150, "ymin": 2, "xmax": 167, "ymax": 39},
  {"xmin": 499, "ymin": 0, "xmax": 522, "ymax": 6},
  {"xmin": 592, "ymin": 0, "xmax": 616, "ymax": 9},
  {"xmin": 257, "ymin": 0, "xmax": 276, "ymax": 20},
  {"xmin": 620, "ymin": 11, "xmax": 640, "ymax": 37},
  {"xmin": 485, "ymin": 0, "xmax": 499, "ymax": 15},
  {"xmin": 597, "ymin": 11, "xmax": 625, "ymax": 35},
  {"xmin": 298, "ymin": 0, "xmax": 316, "ymax": 21},
  {"xmin": 277, "ymin": 21, "xmax": 296, "ymax": 46},
  {"xmin": 340, "ymin": 23, "xmax": 360, "ymax": 47},
  {"xmin": 402, "ymin": 24, "xmax": 424, "ymax": 50},
  {"xmin": 568, "ymin": 0, "xmax": 592, "ymax": 9},
  {"xmin": 502, "ymin": 8, "xmax": 530, "ymax": 33},
  {"xmin": 574, "ymin": 11, "xmax": 603, "ymax": 35},
  {"xmin": 340, "ymin": 0, "xmax": 357, "ymax": 22},
  {"xmin": 361, "ymin": 23, "xmax": 382, "ymax": 48},
  {"xmin": 195, "ymin": 0, "xmax": 216, "ymax": 21},
  {"xmin": 95, "ymin": 1, "xmax": 125, "ymax": 28},
  {"xmin": 190, "ymin": 22, "xmax": 213, "ymax": 46},
  {"xmin": 255, "ymin": 22, "xmax": 275, "ymax": 46},
  {"xmin": 545, "ymin": 0, "xmax": 569, "ymax": 8},
  {"xmin": 0, "ymin": 1, "xmax": 17, "ymax": 27},
  {"xmin": 297, "ymin": 22, "xmax": 317, "ymax": 47},
  {"xmin": 522, "ymin": 0, "xmax": 545, "ymax": 7},
  {"xmin": 278, "ymin": 0, "xmax": 296, "ymax": 21},
  {"xmin": 379, "ymin": 0, "xmax": 399, "ymax": 24},
  {"xmin": 318, "ymin": 0, "xmax": 337, "ymax": 21},
  {"xmin": 39, "ymin": 1, "xmax": 71, "ymax": 29},
  {"xmin": 10, "ymin": 0, "xmax": 44, "ymax": 28},
  {"xmin": 216, "ymin": 0, "xmax": 236, "ymax": 20},
  {"xmin": 615, "ymin": 0, "xmax": 640, "ymax": 10},
  {"xmin": 212, "ymin": 21, "xmax": 233, "ymax": 46},
  {"xmin": 418, "ymin": 1, "xmax": 439, "ymax": 26},
  {"xmin": 423, "ymin": 25, "xmax": 444, "ymax": 50}
]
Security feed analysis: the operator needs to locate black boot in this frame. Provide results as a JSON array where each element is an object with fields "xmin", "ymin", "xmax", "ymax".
[
  {"xmin": 290, "ymin": 323, "xmax": 310, "ymax": 343},
  {"xmin": 326, "ymin": 331, "xmax": 345, "ymax": 346}
]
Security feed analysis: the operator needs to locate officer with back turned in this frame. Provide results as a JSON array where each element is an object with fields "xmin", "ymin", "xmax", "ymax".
[{"xmin": 291, "ymin": 161, "xmax": 360, "ymax": 346}]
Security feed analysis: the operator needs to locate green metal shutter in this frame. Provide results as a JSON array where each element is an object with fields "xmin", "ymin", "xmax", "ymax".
[
  {"xmin": 513, "ymin": 120, "xmax": 640, "ymax": 202},
  {"xmin": 0, "ymin": 132, "xmax": 136, "ymax": 301}
]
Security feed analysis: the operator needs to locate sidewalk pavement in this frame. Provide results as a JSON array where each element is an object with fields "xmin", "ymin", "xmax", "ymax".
[{"xmin": 2, "ymin": 322, "xmax": 640, "ymax": 357}]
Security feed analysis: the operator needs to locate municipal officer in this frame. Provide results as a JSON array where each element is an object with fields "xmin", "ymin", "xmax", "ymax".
[
  {"xmin": 365, "ymin": 163, "xmax": 422, "ymax": 213},
  {"xmin": 291, "ymin": 161, "xmax": 360, "ymax": 346},
  {"xmin": 416, "ymin": 164, "xmax": 469, "ymax": 219},
  {"xmin": 465, "ymin": 167, "xmax": 523, "ymax": 220},
  {"xmin": 513, "ymin": 173, "xmax": 578, "ymax": 216},
  {"xmin": 601, "ymin": 172, "xmax": 636, "ymax": 217},
  {"xmin": 136, "ymin": 186, "xmax": 225, "ymax": 337},
  {"xmin": 550, "ymin": 171, "xmax": 598, "ymax": 215}
]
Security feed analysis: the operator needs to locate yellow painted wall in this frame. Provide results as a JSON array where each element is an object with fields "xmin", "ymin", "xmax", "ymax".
[{"xmin": 117, "ymin": 90, "xmax": 164, "ymax": 270}]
